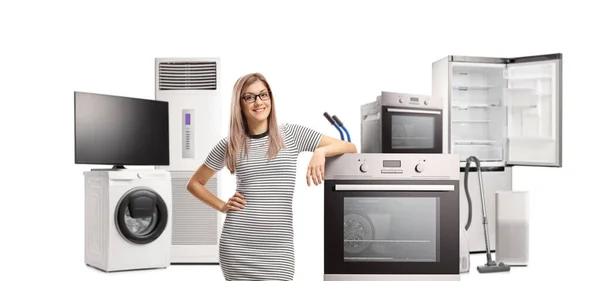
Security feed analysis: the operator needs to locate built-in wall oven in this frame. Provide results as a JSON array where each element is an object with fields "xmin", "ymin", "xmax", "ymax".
[
  {"xmin": 324, "ymin": 153, "xmax": 460, "ymax": 281},
  {"xmin": 361, "ymin": 92, "xmax": 447, "ymax": 154}
]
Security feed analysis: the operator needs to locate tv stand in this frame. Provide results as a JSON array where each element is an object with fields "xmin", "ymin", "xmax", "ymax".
[{"xmin": 91, "ymin": 165, "xmax": 126, "ymax": 171}]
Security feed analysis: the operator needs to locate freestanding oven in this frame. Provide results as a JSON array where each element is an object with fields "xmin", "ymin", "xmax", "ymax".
[
  {"xmin": 361, "ymin": 91, "xmax": 447, "ymax": 154},
  {"xmin": 324, "ymin": 153, "xmax": 460, "ymax": 281}
]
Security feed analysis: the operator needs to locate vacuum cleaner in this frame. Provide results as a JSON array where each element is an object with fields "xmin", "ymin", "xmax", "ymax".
[
  {"xmin": 323, "ymin": 112, "xmax": 351, "ymax": 142},
  {"xmin": 464, "ymin": 156, "xmax": 511, "ymax": 274}
]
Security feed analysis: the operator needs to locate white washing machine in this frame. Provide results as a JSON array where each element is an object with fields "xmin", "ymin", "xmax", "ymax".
[{"xmin": 84, "ymin": 169, "xmax": 172, "ymax": 272}]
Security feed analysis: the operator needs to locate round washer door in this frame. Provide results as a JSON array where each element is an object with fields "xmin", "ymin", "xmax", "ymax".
[{"xmin": 115, "ymin": 187, "xmax": 168, "ymax": 245}]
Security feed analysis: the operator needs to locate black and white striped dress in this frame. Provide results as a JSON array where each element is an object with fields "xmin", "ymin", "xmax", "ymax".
[{"xmin": 204, "ymin": 123, "xmax": 323, "ymax": 281}]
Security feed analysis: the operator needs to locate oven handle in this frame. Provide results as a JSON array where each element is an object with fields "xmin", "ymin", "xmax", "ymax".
[
  {"xmin": 387, "ymin": 108, "xmax": 441, "ymax": 115},
  {"xmin": 335, "ymin": 184, "xmax": 454, "ymax": 191}
]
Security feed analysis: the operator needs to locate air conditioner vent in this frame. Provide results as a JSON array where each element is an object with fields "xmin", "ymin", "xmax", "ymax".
[{"xmin": 159, "ymin": 61, "xmax": 217, "ymax": 90}]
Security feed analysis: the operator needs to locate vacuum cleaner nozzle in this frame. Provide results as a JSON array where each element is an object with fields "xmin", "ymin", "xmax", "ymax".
[{"xmin": 477, "ymin": 261, "xmax": 510, "ymax": 274}]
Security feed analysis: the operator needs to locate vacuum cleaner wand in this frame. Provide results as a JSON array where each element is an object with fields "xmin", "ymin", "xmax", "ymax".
[
  {"xmin": 465, "ymin": 156, "xmax": 510, "ymax": 274},
  {"xmin": 323, "ymin": 112, "xmax": 344, "ymax": 141},
  {"xmin": 332, "ymin": 115, "xmax": 351, "ymax": 143}
]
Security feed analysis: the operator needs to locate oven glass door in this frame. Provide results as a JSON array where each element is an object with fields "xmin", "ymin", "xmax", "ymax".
[
  {"xmin": 382, "ymin": 106, "xmax": 443, "ymax": 153},
  {"xmin": 324, "ymin": 180, "xmax": 459, "ymax": 275}
]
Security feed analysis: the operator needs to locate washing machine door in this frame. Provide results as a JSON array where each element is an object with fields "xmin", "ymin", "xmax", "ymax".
[{"xmin": 115, "ymin": 187, "xmax": 168, "ymax": 245}]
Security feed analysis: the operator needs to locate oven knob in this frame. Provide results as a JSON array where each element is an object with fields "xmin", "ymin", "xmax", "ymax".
[
  {"xmin": 415, "ymin": 163, "xmax": 424, "ymax": 173},
  {"xmin": 359, "ymin": 163, "xmax": 369, "ymax": 173},
  {"xmin": 399, "ymin": 98, "xmax": 404, "ymax": 103},
  {"xmin": 424, "ymin": 99, "xmax": 429, "ymax": 105}
]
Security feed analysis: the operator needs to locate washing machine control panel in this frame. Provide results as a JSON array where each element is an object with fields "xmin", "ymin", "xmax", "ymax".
[{"xmin": 325, "ymin": 153, "xmax": 459, "ymax": 180}]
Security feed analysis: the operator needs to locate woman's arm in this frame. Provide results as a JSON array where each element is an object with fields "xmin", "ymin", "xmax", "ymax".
[
  {"xmin": 306, "ymin": 135, "xmax": 356, "ymax": 186},
  {"xmin": 187, "ymin": 164, "xmax": 245, "ymax": 213},
  {"xmin": 315, "ymin": 135, "xmax": 357, "ymax": 157},
  {"xmin": 187, "ymin": 165, "xmax": 226, "ymax": 212}
]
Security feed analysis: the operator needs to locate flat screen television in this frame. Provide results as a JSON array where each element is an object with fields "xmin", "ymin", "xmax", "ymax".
[{"xmin": 74, "ymin": 91, "xmax": 170, "ymax": 168}]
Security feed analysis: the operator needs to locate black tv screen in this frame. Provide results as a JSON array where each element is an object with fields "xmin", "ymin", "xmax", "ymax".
[{"xmin": 74, "ymin": 91, "xmax": 170, "ymax": 166}]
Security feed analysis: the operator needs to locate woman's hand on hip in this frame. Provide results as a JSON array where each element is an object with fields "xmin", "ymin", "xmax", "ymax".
[
  {"xmin": 220, "ymin": 192, "xmax": 246, "ymax": 213},
  {"xmin": 307, "ymin": 148, "xmax": 326, "ymax": 186}
]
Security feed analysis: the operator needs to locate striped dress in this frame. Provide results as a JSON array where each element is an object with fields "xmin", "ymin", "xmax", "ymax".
[{"xmin": 204, "ymin": 123, "xmax": 323, "ymax": 281}]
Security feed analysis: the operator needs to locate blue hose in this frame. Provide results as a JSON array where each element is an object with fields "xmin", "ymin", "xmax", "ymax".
[
  {"xmin": 333, "ymin": 124, "xmax": 344, "ymax": 141},
  {"xmin": 324, "ymin": 112, "xmax": 344, "ymax": 141},
  {"xmin": 332, "ymin": 115, "xmax": 351, "ymax": 143},
  {"xmin": 341, "ymin": 125, "xmax": 351, "ymax": 143}
]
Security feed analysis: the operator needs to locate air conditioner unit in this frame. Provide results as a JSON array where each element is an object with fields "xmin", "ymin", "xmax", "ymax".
[{"xmin": 155, "ymin": 57, "xmax": 222, "ymax": 264}]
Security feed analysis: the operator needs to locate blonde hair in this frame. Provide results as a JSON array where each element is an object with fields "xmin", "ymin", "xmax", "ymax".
[{"xmin": 225, "ymin": 73, "xmax": 285, "ymax": 173}]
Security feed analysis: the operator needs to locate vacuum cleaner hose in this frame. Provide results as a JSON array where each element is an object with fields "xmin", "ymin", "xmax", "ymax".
[
  {"xmin": 464, "ymin": 156, "xmax": 510, "ymax": 273},
  {"xmin": 463, "ymin": 158, "xmax": 475, "ymax": 230},
  {"xmin": 465, "ymin": 156, "xmax": 491, "ymax": 257}
]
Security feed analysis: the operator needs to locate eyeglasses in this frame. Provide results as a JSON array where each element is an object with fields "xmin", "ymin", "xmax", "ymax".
[{"xmin": 241, "ymin": 91, "xmax": 271, "ymax": 104}]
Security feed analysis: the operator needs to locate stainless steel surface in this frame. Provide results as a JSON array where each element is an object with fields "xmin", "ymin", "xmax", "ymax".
[
  {"xmin": 437, "ymin": 54, "xmax": 563, "ymax": 169},
  {"xmin": 325, "ymin": 274, "xmax": 459, "ymax": 281},
  {"xmin": 509, "ymin": 53, "xmax": 562, "ymax": 63},
  {"xmin": 325, "ymin": 153, "xmax": 460, "ymax": 277},
  {"xmin": 360, "ymin": 99, "xmax": 382, "ymax": 153},
  {"xmin": 558, "ymin": 56, "xmax": 563, "ymax": 167},
  {"xmin": 432, "ymin": 57, "xmax": 451, "ymax": 154},
  {"xmin": 387, "ymin": 108, "xmax": 441, "ymax": 115},
  {"xmin": 433, "ymin": 54, "xmax": 517, "ymax": 253},
  {"xmin": 325, "ymin": 153, "xmax": 460, "ymax": 181},
  {"xmin": 335, "ymin": 184, "xmax": 454, "ymax": 191},
  {"xmin": 450, "ymin": 55, "xmax": 507, "ymax": 64},
  {"xmin": 361, "ymin": 91, "xmax": 445, "ymax": 154},
  {"xmin": 380, "ymin": 91, "xmax": 443, "ymax": 109}
]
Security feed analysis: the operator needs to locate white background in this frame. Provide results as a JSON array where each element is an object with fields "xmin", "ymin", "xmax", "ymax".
[{"xmin": 0, "ymin": 0, "xmax": 596, "ymax": 280}]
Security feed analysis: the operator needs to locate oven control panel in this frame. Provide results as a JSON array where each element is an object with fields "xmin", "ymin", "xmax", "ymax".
[
  {"xmin": 379, "ymin": 91, "xmax": 442, "ymax": 109},
  {"xmin": 325, "ymin": 153, "xmax": 460, "ymax": 180},
  {"xmin": 376, "ymin": 158, "xmax": 424, "ymax": 174}
]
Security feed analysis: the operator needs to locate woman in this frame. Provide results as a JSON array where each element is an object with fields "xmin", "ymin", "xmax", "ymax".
[{"xmin": 186, "ymin": 72, "xmax": 356, "ymax": 280}]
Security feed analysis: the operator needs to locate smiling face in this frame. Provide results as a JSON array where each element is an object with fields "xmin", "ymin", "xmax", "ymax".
[
  {"xmin": 226, "ymin": 72, "xmax": 285, "ymax": 173},
  {"xmin": 240, "ymin": 80, "xmax": 272, "ymax": 126}
]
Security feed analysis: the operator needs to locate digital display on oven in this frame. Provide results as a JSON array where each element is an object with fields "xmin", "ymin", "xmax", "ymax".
[
  {"xmin": 410, "ymin": 97, "xmax": 418, "ymax": 102},
  {"xmin": 383, "ymin": 160, "xmax": 401, "ymax": 167}
]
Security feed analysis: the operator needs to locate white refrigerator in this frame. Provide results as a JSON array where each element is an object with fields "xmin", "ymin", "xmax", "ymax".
[{"xmin": 432, "ymin": 53, "xmax": 562, "ymax": 253}]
